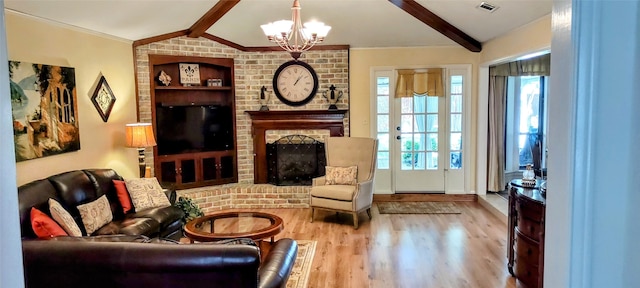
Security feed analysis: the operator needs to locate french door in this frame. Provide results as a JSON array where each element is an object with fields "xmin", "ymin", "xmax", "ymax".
[{"xmin": 373, "ymin": 67, "xmax": 468, "ymax": 194}]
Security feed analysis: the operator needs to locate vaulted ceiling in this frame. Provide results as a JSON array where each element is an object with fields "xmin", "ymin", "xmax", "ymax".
[{"xmin": 4, "ymin": 0, "xmax": 551, "ymax": 51}]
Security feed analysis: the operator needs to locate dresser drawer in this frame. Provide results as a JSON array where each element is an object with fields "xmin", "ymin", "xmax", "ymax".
[
  {"xmin": 517, "ymin": 214, "xmax": 543, "ymax": 241},
  {"xmin": 515, "ymin": 230, "xmax": 540, "ymax": 266},
  {"xmin": 514, "ymin": 257, "xmax": 539, "ymax": 288},
  {"xmin": 515, "ymin": 198, "xmax": 543, "ymax": 220}
]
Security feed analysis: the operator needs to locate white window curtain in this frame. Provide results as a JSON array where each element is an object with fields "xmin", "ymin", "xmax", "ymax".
[{"xmin": 395, "ymin": 69, "xmax": 445, "ymax": 97}]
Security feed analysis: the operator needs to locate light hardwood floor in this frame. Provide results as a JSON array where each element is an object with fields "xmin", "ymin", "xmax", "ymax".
[{"xmin": 250, "ymin": 202, "xmax": 516, "ymax": 288}]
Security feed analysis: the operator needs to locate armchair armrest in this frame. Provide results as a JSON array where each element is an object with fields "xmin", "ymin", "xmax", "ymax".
[
  {"xmin": 258, "ymin": 238, "xmax": 298, "ymax": 288},
  {"xmin": 312, "ymin": 176, "xmax": 326, "ymax": 186}
]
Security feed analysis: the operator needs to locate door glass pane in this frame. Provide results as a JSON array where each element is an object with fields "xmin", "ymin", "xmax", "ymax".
[
  {"xmin": 377, "ymin": 96, "xmax": 389, "ymax": 113},
  {"xmin": 401, "ymin": 152, "xmax": 413, "ymax": 170},
  {"xmin": 426, "ymin": 96, "xmax": 438, "ymax": 113},
  {"xmin": 377, "ymin": 115, "xmax": 389, "ymax": 132},
  {"xmin": 401, "ymin": 97, "xmax": 413, "ymax": 113},
  {"xmin": 377, "ymin": 152, "xmax": 389, "ymax": 169},
  {"xmin": 377, "ymin": 77, "xmax": 389, "ymax": 95},
  {"xmin": 414, "ymin": 95, "xmax": 426, "ymax": 113},
  {"xmin": 451, "ymin": 94, "xmax": 462, "ymax": 113},
  {"xmin": 450, "ymin": 133, "xmax": 462, "ymax": 150},
  {"xmin": 426, "ymin": 115, "xmax": 438, "ymax": 132},
  {"xmin": 413, "ymin": 115, "xmax": 425, "ymax": 131},
  {"xmin": 414, "ymin": 134, "xmax": 425, "ymax": 152},
  {"xmin": 160, "ymin": 161, "xmax": 176, "ymax": 183},
  {"xmin": 426, "ymin": 152, "xmax": 438, "ymax": 169},
  {"xmin": 377, "ymin": 133, "xmax": 389, "ymax": 151},
  {"xmin": 426, "ymin": 133, "xmax": 438, "ymax": 151},
  {"xmin": 414, "ymin": 152, "xmax": 426, "ymax": 170},
  {"xmin": 221, "ymin": 156, "xmax": 234, "ymax": 178},
  {"xmin": 400, "ymin": 134, "xmax": 413, "ymax": 151},
  {"xmin": 400, "ymin": 115, "xmax": 413, "ymax": 132},
  {"xmin": 450, "ymin": 152, "xmax": 462, "ymax": 169},
  {"xmin": 450, "ymin": 114, "xmax": 462, "ymax": 132}
]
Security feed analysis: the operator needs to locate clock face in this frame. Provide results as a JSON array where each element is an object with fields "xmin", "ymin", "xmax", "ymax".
[{"xmin": 273, "ymin": 60, "xmax": 318, "ymax": 106}]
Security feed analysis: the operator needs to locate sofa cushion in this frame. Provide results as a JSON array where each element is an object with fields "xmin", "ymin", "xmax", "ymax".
[
  {"xmin": 131, "ymin": 206, "xmax": 184, "ymax": 230},
  {"xmin": 78, "ymin": 195, "xmax": 113, "ymax": 235},
  {"xmin": 48, "ymin": 171, "xmax": 97, "ymax": 234},
  {"xmin": 94, "ymin": 217, "xmax": 161, "ymax": 237},
  {"xmin": 83, "ymin": 169, "xmax": 125, "ymax": 219},
  {"xmin": 18, "ymin": 179, "xmax": 60, "ymax": 239},
  {"xmin": 112, "ymin": 180, "xmax": 133, "ymax": 214},
  {"xmin": 125, "ymin": 178, "xmax": 171, "ymax": 210},
  {"xmin": 31, "ymin": 208, "xmax": 67, "ymax": 238},
  {"xmin": 49, "ymin": 199, "xmax": 83, "ymax": 237},
  {"xmin": 325, "ymin": 166, "xmax": 358, "ymax": 185}
]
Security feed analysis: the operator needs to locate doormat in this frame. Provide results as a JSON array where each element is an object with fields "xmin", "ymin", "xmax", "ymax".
[
  {"xmin": 377, "ymin": 202, "xmax": 461, "ymax": 214},
  {"xmin": 286, "ymin": 240, "xmax": 317, "ymax": 288}
]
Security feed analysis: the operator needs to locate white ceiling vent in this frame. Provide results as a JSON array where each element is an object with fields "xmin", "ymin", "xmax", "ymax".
[{"xmin": 477, "ymin": 2, "xmax": 500, "ymax": 13}]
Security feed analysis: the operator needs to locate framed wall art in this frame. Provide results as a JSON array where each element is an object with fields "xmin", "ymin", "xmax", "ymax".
[
  {"xmin": 91, "ymin": 75, "xmax": 116, "ymax": 122},
  {"xmin": 8, "ymin": 60, "xmax": 81, "ymax": 162}
]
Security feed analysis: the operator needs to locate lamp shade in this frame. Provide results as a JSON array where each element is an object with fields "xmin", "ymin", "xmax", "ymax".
[{"xmin": 125, "ymin": 123, "xmax": 157, "ymax": 148}]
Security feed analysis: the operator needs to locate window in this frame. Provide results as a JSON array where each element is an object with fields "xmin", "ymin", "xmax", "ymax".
[
  {"xmin": 376, "ymin": 76, "xmax": 390, "ymax": 169},
  {"xmin": 506, "ymin": 76, "xmax": 547, "ymax": 170},
  {"xmin": 450, "ymin": 75, "xmax": 463, "ymax": 169}
]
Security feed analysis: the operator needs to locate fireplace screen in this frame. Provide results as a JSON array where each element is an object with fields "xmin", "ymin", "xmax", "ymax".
[{"xmin": 266, "ymin": 135, "xmax": 326, "ymax": 186}]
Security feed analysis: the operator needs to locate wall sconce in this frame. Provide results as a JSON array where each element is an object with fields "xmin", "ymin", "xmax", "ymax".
[{"xmin": 125, "ymin": 123, "xmax": 157, "ymax": 178}]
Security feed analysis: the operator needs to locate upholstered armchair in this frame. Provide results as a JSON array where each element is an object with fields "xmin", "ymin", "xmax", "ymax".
[{"xmin": 309, "ymin": 137, "xmax": 378, "ymax": 229}]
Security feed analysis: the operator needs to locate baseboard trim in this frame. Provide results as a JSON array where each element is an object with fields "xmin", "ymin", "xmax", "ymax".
[{"xmin": 373, "ymin": 194, "xmax": 477, "ymax": 202}]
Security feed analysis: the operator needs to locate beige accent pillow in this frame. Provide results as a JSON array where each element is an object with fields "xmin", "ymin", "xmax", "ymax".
[
  {"xmin": 125, "ymin": 177, "xmax": 171, "ymax": 211},
  {"xmin": 48, "ymin": 198, "xmax": 82, "ymax": 237},
  {"xmin": 77, "ymin": 194, "xmax": 113, "ymax": 235},
  {"xmin": 325, "ymin": 166, "xmax": 358, "ymax": 185}
]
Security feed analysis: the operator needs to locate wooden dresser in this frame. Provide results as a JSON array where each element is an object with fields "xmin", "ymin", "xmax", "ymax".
[{"xmin": 508, "ymin": 180, "xmax": 546, "ymax": 288}]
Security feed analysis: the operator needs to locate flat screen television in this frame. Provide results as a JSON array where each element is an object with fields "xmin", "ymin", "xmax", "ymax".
[{"xmin": 155, "ymin": 105, "xmax": 233, "ymax": 155}]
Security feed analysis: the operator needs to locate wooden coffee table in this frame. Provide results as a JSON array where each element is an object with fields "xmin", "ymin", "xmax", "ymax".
[{"xmin": 183, "ymin": 211, "xmax": 284, "ymax": 244}]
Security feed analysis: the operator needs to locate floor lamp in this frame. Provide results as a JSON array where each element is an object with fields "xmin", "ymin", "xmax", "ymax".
[{"xmin": 125, "ymin": 123, "xmax": 157, "ymax": 178}]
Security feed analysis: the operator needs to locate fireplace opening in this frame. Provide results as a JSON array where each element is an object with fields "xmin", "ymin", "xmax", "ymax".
[{"xmin": 266, "ymin": 135, "xmax": 326, "ymax": 186}]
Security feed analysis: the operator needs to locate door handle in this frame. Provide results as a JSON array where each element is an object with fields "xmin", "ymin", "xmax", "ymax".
[
  {"xmin": 396, "ymin": 135, "xmax": 401, "ymax": 140},
  {"xmin": 396, "ymin": 126, "xmax": 401, "ymax": 131}
]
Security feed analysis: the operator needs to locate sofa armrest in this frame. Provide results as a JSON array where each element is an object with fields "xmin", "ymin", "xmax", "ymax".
[
  {"xmin": 163, "ymin": 188, "xmax": 177, "ymax": 204},
  {"xmin": 312, "ymin": 176, "xmax": 326, "ymax": 186},
  {"xmin": 258, "ymin": 238, "xmax": 298, "ymax": 288}
]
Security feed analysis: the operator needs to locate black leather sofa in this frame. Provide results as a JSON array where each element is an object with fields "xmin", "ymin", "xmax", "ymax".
[
  {"xmin": 22, "ymin": 235, "xmax": 298, "ymax": 288},
  {"xmin": 17, "ymin": 169, "xmax": 184, "ymax": 240},
  {"xmin": 18, "ymin": 169, "xmax": 299, "ymax": 288}
]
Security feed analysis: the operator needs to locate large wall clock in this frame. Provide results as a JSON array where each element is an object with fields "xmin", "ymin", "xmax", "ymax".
[{"xmin": 273, "ymin": 60, "xmax": 319, "ymax": 106}]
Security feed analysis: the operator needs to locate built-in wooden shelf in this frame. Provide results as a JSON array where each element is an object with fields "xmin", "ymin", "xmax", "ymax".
[
  {"xmin": 155, "ymin": 86, "xmax": 233, "ymax": 91},
  {"xmin": 245, "ymin": 110, "xmax": 348, "ymax": 183}
]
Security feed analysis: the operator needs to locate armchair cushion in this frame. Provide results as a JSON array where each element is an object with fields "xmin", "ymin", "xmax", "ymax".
[
  {"xmin": 325, "ymin": 166, "xmax": 358, "ymax": 185},
  {"xmin": 310, "ymin": 185, "xmax": 357, "ymax": 201}
]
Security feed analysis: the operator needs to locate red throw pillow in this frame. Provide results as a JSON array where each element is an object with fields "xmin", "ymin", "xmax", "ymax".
[
  {"xmin": 31, "ymin": 207, "xmax": 67, "ymax": 238},
  {"xmin": 113, "ymin": 180, "xmax": 133, "ymax": 214}
]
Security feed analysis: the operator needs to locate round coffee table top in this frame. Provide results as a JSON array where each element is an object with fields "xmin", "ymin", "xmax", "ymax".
[{"xmin": 183, "ymin": 211, "xmax": 284, "ymax": 243}]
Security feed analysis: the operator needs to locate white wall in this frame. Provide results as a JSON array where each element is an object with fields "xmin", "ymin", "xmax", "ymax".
[
  {"xmin": 0, "ymin": 4, "xmax": 25, "ymax": 288},
  {"xmin": 547, "ymin": 0, "xmax": 640, "ymax": 287}
]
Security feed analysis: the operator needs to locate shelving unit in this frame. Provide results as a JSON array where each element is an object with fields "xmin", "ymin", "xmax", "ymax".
[{"xmin": 149, "ymin": 55, "xmax": 237, "ymax": 189}]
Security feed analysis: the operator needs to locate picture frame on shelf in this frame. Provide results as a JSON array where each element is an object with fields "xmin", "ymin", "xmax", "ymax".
[
  {"xmin": 179, "ymin": 63, "xmax": 201, "ymax": 85},
  {"xmin": 91, "ymin": 75, "xmax": 116, "ymax": 122}
]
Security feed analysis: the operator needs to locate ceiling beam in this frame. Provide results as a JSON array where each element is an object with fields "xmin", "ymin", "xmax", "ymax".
[
  {"xmin": 388, "ymin": 0, "xmax": 481, "ymax": 52},
  {"xmin": 187, "ymin": 0, "xmax": 241, "ymax": 38}
]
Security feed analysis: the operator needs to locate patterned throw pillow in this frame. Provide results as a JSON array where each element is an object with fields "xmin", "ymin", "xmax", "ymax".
[
  {"xmin": 325, "ymin": 166, "xmax": 358, "ymax": 185},
  {"xmin": 31, "ymin": 207, "xmax": 68, "ymax": 238},
  {"xmin": 124, "ymin": 177, "xmax": 171, "ymax": 211},
  {"xmin": 77, "ymin": 194, "xmax": 113, "ymax": 235},
  {"xmin": 48, "ymin": 198, "xmax": 83, "ymax": 237}
]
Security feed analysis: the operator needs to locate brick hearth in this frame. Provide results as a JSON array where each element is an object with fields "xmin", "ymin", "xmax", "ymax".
[{"xmin": 176, "ymin": 184, "xmax": 311, "ymax": 214}]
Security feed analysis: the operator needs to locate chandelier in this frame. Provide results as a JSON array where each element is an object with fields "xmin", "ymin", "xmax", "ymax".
[{"xmin": 260, "ymin": 0, "xmax": 331, "ymax": 60}]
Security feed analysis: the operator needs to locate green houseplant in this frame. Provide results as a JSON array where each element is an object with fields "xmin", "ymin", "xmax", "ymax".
[{"xmin": 174, "ymin": 196, "xmax": 204, "ymax": 224}]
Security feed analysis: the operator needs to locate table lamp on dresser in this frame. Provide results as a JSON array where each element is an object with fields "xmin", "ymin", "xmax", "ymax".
[{"xmin": 125, "ymin": 123, "xmax": 157, "ymax": 178}]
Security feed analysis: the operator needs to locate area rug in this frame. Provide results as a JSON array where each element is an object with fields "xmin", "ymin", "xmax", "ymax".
[
  {"xmin": 377, "ymin": 202, "xmax": 461, "ymax": 214},
  {"xmin": 286, "ymin": 240, "xmax": 317, "ymax": 288}
]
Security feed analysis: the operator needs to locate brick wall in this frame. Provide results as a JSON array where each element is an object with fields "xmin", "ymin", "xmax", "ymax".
[{"xmin": 134, "ymin": 36, "xmax": 349, "ymax": 209}]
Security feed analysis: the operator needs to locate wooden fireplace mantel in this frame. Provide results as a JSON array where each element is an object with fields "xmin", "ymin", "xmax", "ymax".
[{"xmin": 245, "ymin": 110, "xmax": 348, "ymax": 183}]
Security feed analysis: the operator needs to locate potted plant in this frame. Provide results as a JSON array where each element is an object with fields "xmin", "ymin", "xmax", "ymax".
[{"xmin": 173, "ymin": 196, "xmax": 204, "ymax": 224}]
